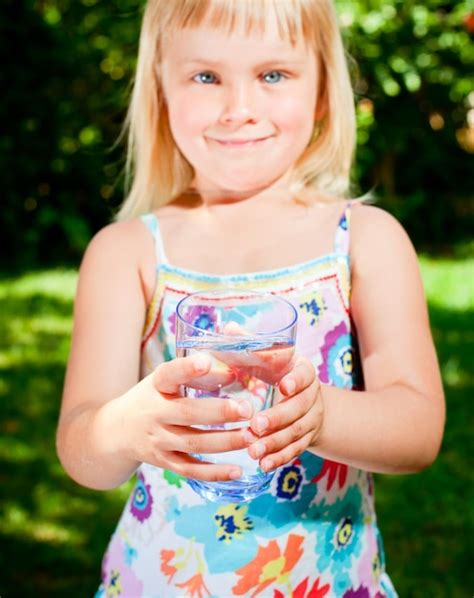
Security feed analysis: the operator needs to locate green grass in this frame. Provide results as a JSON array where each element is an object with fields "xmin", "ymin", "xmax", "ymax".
[{"xmin": 0, "ymin": 260, "xmax": 473, "ymax": 597}]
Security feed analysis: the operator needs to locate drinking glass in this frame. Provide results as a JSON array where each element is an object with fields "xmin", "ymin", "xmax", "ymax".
[{"xmin": 176, "ymin": 289, "xmax": 297, "ymax": 503}]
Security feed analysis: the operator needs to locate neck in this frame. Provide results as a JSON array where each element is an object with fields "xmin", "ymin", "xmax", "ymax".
[{"xmin": 189, "ymin": 170, "xmax": 294, "ymax": 209}]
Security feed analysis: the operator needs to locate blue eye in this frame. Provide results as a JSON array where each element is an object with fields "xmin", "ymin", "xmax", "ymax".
[
  {"xmin": 193, "ymin": 72, "xmax": 218, "ymax": 84},
  {"xmin": 263, "ymin": 70, "xmax": 285, "ymax": 84}
]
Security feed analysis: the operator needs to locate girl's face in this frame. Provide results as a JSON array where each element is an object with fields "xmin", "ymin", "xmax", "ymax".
[{"xmin": 161, "ymin": 12, "xmax": 319, "ymax": 200}]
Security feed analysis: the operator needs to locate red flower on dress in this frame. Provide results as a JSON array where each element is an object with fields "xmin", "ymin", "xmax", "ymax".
[
  {"xmin": 175, "ymin": 573, "xmax": 211, "ymax": 598},
  {"xmin": 311, "ymin": 459, "xmax": 348, "ymax": 490},
  {"xmin": 274, "ymin": 576, "xmax": 330, "ymax": 598},
  {"xmin": 232, "ymin": 534, "xmax": 304, "ymax": 597}
]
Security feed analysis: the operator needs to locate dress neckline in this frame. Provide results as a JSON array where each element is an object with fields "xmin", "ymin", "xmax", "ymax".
[{"xmin": 156, "ymin": 251, "xmax": 349, "ymax": 282}]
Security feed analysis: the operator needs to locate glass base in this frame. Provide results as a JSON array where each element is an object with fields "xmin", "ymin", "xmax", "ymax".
[{"xmin": 187, "ymin": 474, "xmax": 273, "ymax": 503}]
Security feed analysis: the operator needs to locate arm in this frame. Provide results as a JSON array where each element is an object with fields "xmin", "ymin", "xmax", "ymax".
[
  {"xmin": 56, "ymin": 220, "xmax": 151, "ymax": 489},
  {"xmin": 248, "ymin": 206, "xmax": 445, "ymax": 474},
  {"xmin": 57, "ymin": 220, "xmax": 253, "ymax": 490}
]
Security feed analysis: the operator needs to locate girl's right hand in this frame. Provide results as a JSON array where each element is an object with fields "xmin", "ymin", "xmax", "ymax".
[{"xmin": 114, "ymin": 354, "xmax": 253, "ymax": 482}]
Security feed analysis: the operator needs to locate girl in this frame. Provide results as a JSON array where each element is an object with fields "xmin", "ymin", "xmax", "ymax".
[{"xmin": 57, "ymin": 1, "xmax": 445, "ymax": 596}]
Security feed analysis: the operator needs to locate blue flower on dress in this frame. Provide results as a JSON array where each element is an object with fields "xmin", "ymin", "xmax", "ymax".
[
  {"xmin": 123, "ymin": 541, "xmax": 138, "ymax": 567},
  {"xmin": 247, "ymin": 453, "xmax": 323, "ymax": 535},
  {"xmin": 275, "ymin": 463, "xmax": 303, "ymax": 500},
  {"xmin": 309, "ymin": 485, "xmax": 363, "ymax": 591},
  {"xmin": 318, "ymin": 321, "xmax": 354, "ymax": 388}
]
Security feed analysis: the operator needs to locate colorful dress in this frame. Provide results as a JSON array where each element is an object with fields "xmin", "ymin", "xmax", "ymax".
[{"xmin": 96, "ymin": 202, "xmax": 397, "ymax": 598}]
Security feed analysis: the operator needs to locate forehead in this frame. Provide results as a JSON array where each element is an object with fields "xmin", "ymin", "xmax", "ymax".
[{"xmin": 162, "ymin": 25, "xmax": 311, "ymax": 68}]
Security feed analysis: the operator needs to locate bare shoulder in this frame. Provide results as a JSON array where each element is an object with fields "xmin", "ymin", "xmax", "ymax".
[
  {"xmin": 83, "ymin": 218, "xmax": 151, "ymax": 266},
  {"xmin": 349, "ymin": 203, "xmax": 418, "ymax": 278},
  {"xmin": 80, "ymin": 217, "xmax": 156, "ymax": 304}
]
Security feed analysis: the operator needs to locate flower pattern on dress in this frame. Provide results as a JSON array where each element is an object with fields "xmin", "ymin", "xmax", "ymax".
[
  {"xmin": 130, "ymin": 472, "xmax": 153, "ymax": 522},
  {"xmin": 164, "ymin": 469, "xmax": 185, "ymax": 488},
  {"xmin": 275, "ymin": 461, "xmax": 304, "ymax": 500},
  {"xmin": 247, "ymin": 454, "xmax": 322, "ymax": 535},
  {"xmin": 175, "ymin": 573, "xmax": 211, "ymax": 598},
  {"xmin": 309, "ymin": 485, "xmax": 364, "ymax": 595},
  {"xmin": 318, "ymin": 321, "xmax": 354, "ymax": 387},
  {"xmin": 214, "ymin": 504, "xmax": 255, "ymax": 544},
  {"xmin": 232, "ymin": 534, "xmax": 304, "ymax": 596},
  {"xmin": 300, "ymin": 290, "xmax": 327, "ymax": 326},
  {"xmin": 311, "ymin": 459, "xmax": 348, "ymax": 491},
  {"xmin": 169, "ymin": 500, "xmax": 259, "ymax": 573},
  {"xmin": 357, "ymin": 526, "xmax": 382, "ymax": 590},
  {"xmin": 95, "ymin": 536, "xmax": 143, "ymax": 598},
  {"xmin": 274, "ymin": 576, "xmax": 331, "ymax": 598}
]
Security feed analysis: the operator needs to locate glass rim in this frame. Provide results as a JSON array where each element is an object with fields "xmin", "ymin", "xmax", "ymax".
[{"xmin": 176, "ymin": 288, "xmax": 298, "ymax": 338}]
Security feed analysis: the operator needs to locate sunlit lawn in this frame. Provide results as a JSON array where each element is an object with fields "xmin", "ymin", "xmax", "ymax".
[{"xmin": 0, "ymin": 258, "xmax": 472, "ymax": 597}]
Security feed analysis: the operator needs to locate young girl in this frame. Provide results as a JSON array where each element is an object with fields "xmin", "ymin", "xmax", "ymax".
[{"xmin": 57, "ymin": 1, "xmax": 445, "ymax": 596}]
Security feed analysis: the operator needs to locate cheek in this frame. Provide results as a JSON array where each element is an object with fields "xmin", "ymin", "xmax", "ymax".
[
  {"xmin": 168, "ymin": 92, "xmax": 216, "ymax": 139},
  {"xmin": 273, "ymin": 94, "xmax": 316, "ymax": 137}
]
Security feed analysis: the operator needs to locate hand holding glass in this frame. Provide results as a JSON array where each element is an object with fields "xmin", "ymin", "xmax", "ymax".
[{"xmin": 176, "ymin": 289, "xmax": 297, "ymax": 503}]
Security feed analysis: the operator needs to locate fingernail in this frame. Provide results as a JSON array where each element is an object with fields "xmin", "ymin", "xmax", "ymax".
[
  {"xmin": 193, "ymin": 354, "xmax": 210, "ymax": 372},
  {"xmin": 253, "ymin": 442, "xmax": 266, "ymax": 458},
  {"xmin": 229, "ymin": 468, "xmax": 241, "ymax": 480},
  {"xmin": 284, "ymin": 378, "xmax": 296, "ymax": 395},
  {"xmin": 262, "ymin": 459, "xmax": 274, "ymax": 472},
  {"xmin": 238, "ymin": 400, "xmax": 252, "ymax": 419},
  {"xmin": 242, "ymin": 428, "xmax": 255, "ymax": 444},
  {"xmin": 256, "ymin": 415, "xmax": 268, "ymax": 434}
]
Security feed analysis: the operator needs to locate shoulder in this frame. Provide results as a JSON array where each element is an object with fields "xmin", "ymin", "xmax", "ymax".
[
  {"xmin": 84, "ymin": 218, "xmax": 150, "ymax": 262},
  {"xmin": 349, "ymin": 203, "xmax": 418, "ymax": 278},
  {"xmin": 80, "ymin": 217, "xmax": 157, "ymax": 303}
]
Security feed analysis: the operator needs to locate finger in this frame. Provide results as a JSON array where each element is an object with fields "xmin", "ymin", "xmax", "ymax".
[
  {"xmin": 216, "ymin": 343, "xmax": 295, "ymax": 385},
  {"xmin": 249, "ymin": 381, "xmax": 318, "ymax": 436},
  {"xmin": 279, "ymin": 356, "xmax": 316, "ymax": 397},
  {"xmin": 153, "ymin": 354, "xmax": 212, "ymax": 395},
  {"xmin": 259, "ymin": 432, "xmax": 315, "ymax": 472},
  {"xmin": 161, "ymin": 424, "xmax": 253, "ymax": 454},
  {"xmin": 187, "ymin": 366, "xmax": 236, "ymax": 391},
  {"xmin": 163, "ymin": 451, "xmax": 243, "ymax": 482},
  {"xmin": 248, "ymin": 408, "xmax": 317, "ymax": 461},
  {"xmin": 159, "ymin": 396, "xmax": 253, "ymax": 426}
]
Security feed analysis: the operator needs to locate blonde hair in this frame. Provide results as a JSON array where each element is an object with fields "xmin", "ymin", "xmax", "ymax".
[{"xmin": 117, "ymin": 0, "xmax": 356, "ymax": 220}]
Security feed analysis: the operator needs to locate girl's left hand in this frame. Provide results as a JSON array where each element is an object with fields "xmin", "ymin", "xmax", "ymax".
[{"xmin": 246, "ymin": 356, "xmax": 323, "ymax": 471}]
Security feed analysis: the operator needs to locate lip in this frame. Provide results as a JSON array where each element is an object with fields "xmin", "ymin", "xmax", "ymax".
[{"xmin": 208, "ymin": 135, "xmax": 273, "ymax": 147}]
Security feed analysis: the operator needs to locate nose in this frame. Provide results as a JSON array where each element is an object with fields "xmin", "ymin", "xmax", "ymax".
[{"xmin": 219, "ymin": 81, "xmax": 258, "ymax": 125}]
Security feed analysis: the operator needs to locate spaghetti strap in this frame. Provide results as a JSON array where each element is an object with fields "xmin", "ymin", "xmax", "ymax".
[
  {"xmin": 334, "ymin": 201, "xmax": 357, "ymax": 255},
  {"xmin": 140, "ymin": 213, "xmax": 169, "ymax": 266}
]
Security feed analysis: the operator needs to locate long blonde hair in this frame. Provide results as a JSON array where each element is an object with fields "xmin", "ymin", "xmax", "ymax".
[{"xmin": 117, "ymin": 0, "xmax": 356, "ymax": 220}]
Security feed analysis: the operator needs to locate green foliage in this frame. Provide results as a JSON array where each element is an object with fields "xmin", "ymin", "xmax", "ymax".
[
  {"xmin": 339, "ymin": 0, "xmax": 474, "ymax": 247},
  {"xmin": 0, "ymin": 261, "xmax": 473, "ymax": 595},
  {"xmin": 2, "ymin": 0, "xmax": 473, "ymax": 269}
]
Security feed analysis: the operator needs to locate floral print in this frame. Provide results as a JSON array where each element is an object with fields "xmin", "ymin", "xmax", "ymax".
[
  {"xmin": 232, "ymin": 534, "xmax": 304, "ymax": 596},
  {"xmin": 96, "ymin": 204, "xmax": 397, "ymax": 597},
  {"xmin": 129, "ymin": 472, "xmax": 153, "ymax": 522}
]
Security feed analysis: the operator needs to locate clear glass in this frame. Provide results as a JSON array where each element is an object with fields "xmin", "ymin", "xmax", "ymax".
[{"xmin": 176, "ymin": 289, "xmax": 297, "ymax": 503}]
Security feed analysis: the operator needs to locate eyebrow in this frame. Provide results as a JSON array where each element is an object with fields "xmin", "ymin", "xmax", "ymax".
[{"xmin": 181, "ymin": 58, "xmax": 305, "ymax": 69}]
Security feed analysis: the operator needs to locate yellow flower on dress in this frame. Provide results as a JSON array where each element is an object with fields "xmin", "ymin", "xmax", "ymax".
[{"xmin": 214, "ymin": 504, "xmax": 254, "ymax": 544}]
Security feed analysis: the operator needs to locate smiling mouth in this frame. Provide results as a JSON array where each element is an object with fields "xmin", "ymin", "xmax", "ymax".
[{"xmin": 209, "ymin": 136, "xmax": 273, "ymax": 147}]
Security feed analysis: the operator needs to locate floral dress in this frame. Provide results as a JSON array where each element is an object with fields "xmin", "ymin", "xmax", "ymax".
[{"xmin": 95, "ymin": 202, "xmax": 398, "ymax": 598}]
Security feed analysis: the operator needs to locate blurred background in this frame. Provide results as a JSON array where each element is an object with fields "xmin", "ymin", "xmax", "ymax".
[{"xmin": 0, "ymin": 0, "xmax": 472, "ymax": 596}]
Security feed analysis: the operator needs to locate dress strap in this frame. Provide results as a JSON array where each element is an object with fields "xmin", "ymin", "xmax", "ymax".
[
  {"xmin": 334, "ymin": 201, "xmax": 357, "ymax": 255},
  {"xmin": 140, "ymin": 213, "xmax": 169, "ymax": 266}
]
